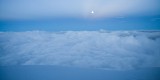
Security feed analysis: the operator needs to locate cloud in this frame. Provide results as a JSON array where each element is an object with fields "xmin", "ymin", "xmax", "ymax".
[{"xmin": 0, "ymin": 30, "xmax": 160, "ymax": 70}]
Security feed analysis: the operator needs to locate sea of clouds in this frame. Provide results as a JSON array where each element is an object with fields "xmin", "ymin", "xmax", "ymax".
[{"xmin": 0, "ymin": 30, "xmax": 160, "ymax": 70}]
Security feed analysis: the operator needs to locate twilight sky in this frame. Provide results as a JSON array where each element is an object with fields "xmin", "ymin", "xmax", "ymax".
[
  {"xmin": 0, "ymin": 0, "xmax": 160, "ymax": 31},
  {"xmin": 0, "ymin": 0, "xmax": 160, "ymax": 20}
]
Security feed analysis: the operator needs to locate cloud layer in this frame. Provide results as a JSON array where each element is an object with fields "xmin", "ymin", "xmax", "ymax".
[{"xmin": 0, "ymin": 30, "xmax": 160, "ymax": 70}]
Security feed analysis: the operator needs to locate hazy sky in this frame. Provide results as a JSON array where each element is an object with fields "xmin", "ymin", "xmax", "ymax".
[{"xmin": 0, "ymin": 0, "xmax": 160, "ymax": 20}]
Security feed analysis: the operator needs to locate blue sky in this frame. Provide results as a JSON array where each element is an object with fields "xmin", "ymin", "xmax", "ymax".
[{"xmin": 0, "ymin": 0, "xmax": 160, "ymax": 31}]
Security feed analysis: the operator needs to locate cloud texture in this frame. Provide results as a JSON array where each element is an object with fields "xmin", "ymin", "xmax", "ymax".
[{"xmin": 0, "ymin": 31, "xmax": 160, "ymax": 70}]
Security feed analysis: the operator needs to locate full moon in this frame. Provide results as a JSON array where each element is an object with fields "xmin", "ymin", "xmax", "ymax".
[{"xmin": 91, "ymin": 11, "xmax": 94, "ymax": 14}]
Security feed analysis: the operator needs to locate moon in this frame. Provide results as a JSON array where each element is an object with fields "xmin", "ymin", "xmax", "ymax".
[{"xmin": 91, "ymin": 11, "xmax": 94, "ymax": 14}]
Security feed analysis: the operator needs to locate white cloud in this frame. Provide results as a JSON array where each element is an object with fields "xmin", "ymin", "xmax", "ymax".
[{"xmin": 0, "ymin": 30, "xmax": 160, "ymax": 70}]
